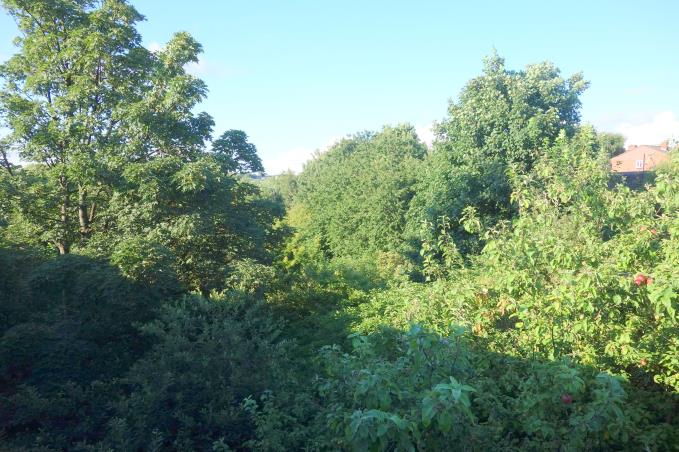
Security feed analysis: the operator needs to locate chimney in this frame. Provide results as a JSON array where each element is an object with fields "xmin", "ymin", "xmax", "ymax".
[{"xmin": 659, "ymin": 140, "xmax": 669, "ymax": 151}]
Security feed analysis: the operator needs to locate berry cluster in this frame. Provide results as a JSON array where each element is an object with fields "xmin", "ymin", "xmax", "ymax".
[{"xmin": 634, "ymin": 274, "xmax": 653, "ymax": 286}]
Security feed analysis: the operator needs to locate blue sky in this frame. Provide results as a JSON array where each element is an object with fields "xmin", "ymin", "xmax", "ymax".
[{"xmin": 1, "ymin": 0, "xmax": 678, "ymax": 173}]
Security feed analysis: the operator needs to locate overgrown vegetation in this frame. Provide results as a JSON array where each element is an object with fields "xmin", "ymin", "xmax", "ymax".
[{"xmin": 0, "ymin": 1, "xmax": 677, "ymax": 450}]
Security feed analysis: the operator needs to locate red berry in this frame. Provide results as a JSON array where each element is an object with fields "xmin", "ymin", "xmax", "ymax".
[
  {"xmin": 561, "ymin": 393, "xmax": 573, "ymax": 405},
  {"xmin": 639, "ymin": 358, "xmax": 648, "ymax": 366},
  {"xmin": 646, "ymin": 277, "xmax": 654, "ymax": 285},
  {"xmin": 634, "ymin": 274, "xmax": 646, "ymax": 286}
]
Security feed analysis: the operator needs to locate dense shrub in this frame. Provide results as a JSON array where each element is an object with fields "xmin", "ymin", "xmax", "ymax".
[
  {"xmin": 313, "ymin": 326, "xmax": 675, "ymax": 450},
  {"xmin": 0, "ymin": 254, "xmax": 164, "ymax": 448},
  {"xmin": 100, "ymin": 295, "xmax": 296, "ymax": 451}
]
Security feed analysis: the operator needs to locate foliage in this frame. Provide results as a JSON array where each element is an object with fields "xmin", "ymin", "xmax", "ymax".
[
  {"xmin": 258, "ymin": 170, "xmax": 299, "ymax": 208},
  {"xmin": 408, "ymin": 52, "xmax": 589, "ymax": 255},
  {"xmin": 0, "ymin": 253, "xmax": 163, "ymax": 448},
  {"xmin": 85, "ymin": 154, "xmax": 285, "ymax": 294},
  {"xmin": 306, "ymin": 325, "xmax": 673, "ymax": 450},
  {"xmin": 470, "ymin": 133, "xmax": 679, "ymax": 392},
  {"xmin": 101, "ymin": 295, "xmax": 295, "ymax": 451},
  {"xmin": 0, "ymin": 5, "xmax": 677, "ymax": 448},
  {"xmin": 290, "ymin": 124, "xmax": 426, "ymax": 276},
  {"xmin": 211, "ymin": 129, "xmax": 264, "ymax": 174},
  {"xmin": 330, "ymin": 137, "xmax": 679, "ymax": 450},
  {"xmin": 598, "ymin": 132, "xmax": 626, "ymax": 157},
  {"xmin": 0, "ymin": 0, "xmax": 212, "ymax": 254}
]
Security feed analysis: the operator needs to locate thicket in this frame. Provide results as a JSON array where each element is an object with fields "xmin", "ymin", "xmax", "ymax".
[{"xmin": 0, "ymin": 1, "xmax": 677, "ymax": 450}]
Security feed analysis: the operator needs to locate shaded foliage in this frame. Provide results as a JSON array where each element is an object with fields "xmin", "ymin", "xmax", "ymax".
[
  {"xmin": 0, "ymin": 252, "xmax": 164, "ymax": 447},
  {"xmin": 103, "ymin": 295, "xmax": 294, "ymax": 451}
]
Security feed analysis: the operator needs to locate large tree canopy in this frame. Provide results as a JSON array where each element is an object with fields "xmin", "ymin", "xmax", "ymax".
[
  {"xmin": 0, "ymin": 0, "xmax": 212, "ymax": 254},
  {"xmin": 0, "ymin": 0, "xmax": 283, "ymax": 294},
  {"xmin": 407, "ymin": 53, "xmax": 589, "ymax": 253},
  {"xmin": 436, "ymin": 52, "xmax": 588, "ymax": 167}
]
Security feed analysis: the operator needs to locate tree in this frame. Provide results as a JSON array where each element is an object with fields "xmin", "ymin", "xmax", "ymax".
[
  {"xmin": 211, "ymin": 129, "xmax": 264, "ymax": 174},
  {"xmin": 408, "ymin": 53, "xmax": 589, "ymax": 254},
  {"xmin": 259, "ymin": 169, "xmax": 298, "ymax": 208},
  {"xmin": 436, "ymin": 52, "xmax": 588, "ymax": 168},
  {"xmin": 93, "ymin": 153, "xmax": 285, "ymax": 294},
  {"xmin": 290, "ymin": 124, "xmax": 426, "ymax": 277},
  {"xmin": 598, "ymin": 132, "xmax": 626, "ymax": 157},
  {"xmin": 0, "ymin": 0, "xmax": 284, "ymax": 294},
  {"xmin": 0, "ymin": 0, "xmax": 212, "ymax": 254}
]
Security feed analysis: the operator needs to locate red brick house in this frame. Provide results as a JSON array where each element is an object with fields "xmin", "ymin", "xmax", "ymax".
[{"xmin": 610, "ymin": 141, "xmax": 671, "ymax": 173}]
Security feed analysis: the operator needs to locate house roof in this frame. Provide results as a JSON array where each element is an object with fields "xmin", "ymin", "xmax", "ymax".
[
  {"xmin": 625, "ymin": 144, "xmax": 669, "ymax": 154},
  {"xmin": 610, "ymin": 143, "xmax": 671, "ymax": 173}
]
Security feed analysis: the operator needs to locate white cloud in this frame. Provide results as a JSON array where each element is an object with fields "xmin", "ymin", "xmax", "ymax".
[
  {"xmin": 184, "ymin": 58, "xmax": 209, "ymax": 76},
  {"xmin": 264, "ymin": 136, "xmax": 342, "ymax": 175},
  {"xmin": 415, "ymin": 122, "xmax": 435, "ymax": 148},
  {"xmin": 617, "ymin": 111, "xmax": 679, "ymax": 146},
  {"xmin": 264, "ymin": 147, "xmax": 316, "ymax": 175},
  {"xmin": 185, "ymin": 58, "xmax": 233, "ymax": 78},
  {"xmin": 146, "ymin": 41, "xmax": 163, "ymax": 53}
]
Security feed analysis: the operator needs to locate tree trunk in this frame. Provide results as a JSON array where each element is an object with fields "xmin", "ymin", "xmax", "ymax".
[
  {"xmin": 58, "ymin": 176, "xmax": 71, "ymax": 255},
  {"xmin": 56, "ymin": 241, "xmax": 70, "ymax": 255},
  {"xmin": 78, "ymin": 185, "xmax": 92, "ymax": 237}
]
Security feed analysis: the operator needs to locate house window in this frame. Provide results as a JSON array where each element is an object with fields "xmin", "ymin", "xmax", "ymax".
[{"xmin": 635, "ymin": 159, "xmax": 644, "ymax": 170}]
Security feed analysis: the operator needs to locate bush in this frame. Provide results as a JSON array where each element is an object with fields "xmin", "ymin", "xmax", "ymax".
[
  {"xmin": 0, "ymin": 254, "xmax": 163, "ymax": 448},
  {"xmin": 309, "ymin": 326, "xmax": 677, "ymax": 450},
  {"xmin": 101, "ymin": 295, "xmax": 295, "ymax": 450}
]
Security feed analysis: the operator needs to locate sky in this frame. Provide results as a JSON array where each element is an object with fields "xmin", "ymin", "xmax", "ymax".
[{"xmin": 1, "ymin": 0, "xmax": 678, "ymax": 174}]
